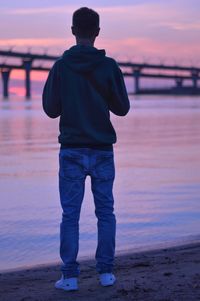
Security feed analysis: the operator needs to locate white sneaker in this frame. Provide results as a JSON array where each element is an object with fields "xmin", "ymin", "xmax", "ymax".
[
  {"xmin": 99, "ymin": 273, "xmax": 116, "ymax": 287},
  {"xmin": 55, "ymin": 275, "xmax": 78, "ymax": 291}
]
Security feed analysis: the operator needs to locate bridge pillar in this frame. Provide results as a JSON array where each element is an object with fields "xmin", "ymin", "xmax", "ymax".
[
  {"xmin": 133, "ymin": 69, "xmax": 141, "ymax": 94},
  {"xmin": 191, "ymin": 70, "xmax": 198, "ymax": 89},
  {"xmin": 1, "ymin": 68, "xmax": 11, "ymax": 98},
  {"xmin": 23, "ymin": 58, "xmax": 32, "ymax": 99},
  {"xmin": 176, "ymin": 78, "xmax": 183, "ymax": 88}
]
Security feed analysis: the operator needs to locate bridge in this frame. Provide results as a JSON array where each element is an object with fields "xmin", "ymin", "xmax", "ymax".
[{"xmin": 0, "ymin": 49, "xmax": 200, "ymax": 98}]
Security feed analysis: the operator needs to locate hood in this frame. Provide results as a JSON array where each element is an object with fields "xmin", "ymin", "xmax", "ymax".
[{"xmin": 62, "ymin": 45, "xmax": 106, "ymax": 73}]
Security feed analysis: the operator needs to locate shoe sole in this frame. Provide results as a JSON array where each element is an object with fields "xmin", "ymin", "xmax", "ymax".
[
  {"xmin": 55, "ymin": 285, "xmax": 78, "ymax": 291},
  {"xmin": 100, "ymin": 279, "xmax": 116, "ymax": 287}
]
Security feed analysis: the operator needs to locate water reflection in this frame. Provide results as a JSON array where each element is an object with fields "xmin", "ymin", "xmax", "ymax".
[{"xmin": 0, "ymin": 96, "xmax": 200, "ymax": 270}]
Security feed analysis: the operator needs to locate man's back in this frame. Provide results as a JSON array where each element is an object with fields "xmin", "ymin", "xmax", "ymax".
[{"xmin": 42, "ymin": 44, "xmax": 130, "ymax": 148}]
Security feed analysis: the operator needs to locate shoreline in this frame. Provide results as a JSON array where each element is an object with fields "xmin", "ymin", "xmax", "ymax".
[
  {"xmin": 1, "ymin": 234, "xmax": 200, "ymax": 274},
  {"xmin": 1, "ymin": 241, "xmax": 200, "ymax": 301}
]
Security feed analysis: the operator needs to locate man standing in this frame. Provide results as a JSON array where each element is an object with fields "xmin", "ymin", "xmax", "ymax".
[{"xmin": 43, "ymin": 7, "xmax": 130, "ymax": 291}]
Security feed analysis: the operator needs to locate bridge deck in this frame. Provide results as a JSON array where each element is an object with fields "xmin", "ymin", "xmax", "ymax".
[{"xmin": 0, "ymin": 49, "xmax": 199, "ymax": 97}]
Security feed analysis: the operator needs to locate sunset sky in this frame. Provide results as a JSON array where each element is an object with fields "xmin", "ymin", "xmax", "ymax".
[
  {"xmin": 0, "ymin": 0, "xmax": 200, "ymax": 93},
  {"xmin": 1, "ymin": 0, "xmax": 200, "ymax": 62}
]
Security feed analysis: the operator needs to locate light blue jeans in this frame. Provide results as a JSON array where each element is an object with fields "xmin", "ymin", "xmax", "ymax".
[{"xmin": 59, "ymin": 147, "xmax": 116, "ymax": 278}]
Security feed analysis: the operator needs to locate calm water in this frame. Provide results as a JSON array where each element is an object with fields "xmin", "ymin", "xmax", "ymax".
[{"xmin": 0, "ymin": 95, "xmax": 200, "ymax": 271}]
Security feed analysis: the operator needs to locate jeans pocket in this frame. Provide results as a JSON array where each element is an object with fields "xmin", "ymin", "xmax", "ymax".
[
  {"xmin": 94, "ymin": 154, "xmax": 115, "ymax": 180},
  {"xmin": 59, "ymin": 151, "xmax": 84, "ymax": 180}
]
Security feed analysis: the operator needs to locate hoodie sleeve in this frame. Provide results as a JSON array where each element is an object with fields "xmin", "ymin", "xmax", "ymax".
[
  {"xmin": 108, "ymin": 61, "xmax": 130, "ymax": 116},
  {"xmin": 42, "ymin": 61, "xmax": 61, "ymax": 118}
]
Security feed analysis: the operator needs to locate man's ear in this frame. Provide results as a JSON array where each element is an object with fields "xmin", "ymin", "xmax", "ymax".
[
  {"xmin": 71, "ymin": 26, "xmax": 76, "ymax": 36},
  {"xmin": 95, "ymin": 27, "xmax": 100, "ymax": 37}
]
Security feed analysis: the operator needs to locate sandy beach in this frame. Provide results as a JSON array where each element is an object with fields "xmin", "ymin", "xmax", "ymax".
[{"xmin": 0, "ymin": 242, "xmax": 200, "ymax": 301}]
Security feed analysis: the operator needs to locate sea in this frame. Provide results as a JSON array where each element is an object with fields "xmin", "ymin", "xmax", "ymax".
[{"xmin": 0, "ymin": 95, "xmax": 200, "ymax": 271}]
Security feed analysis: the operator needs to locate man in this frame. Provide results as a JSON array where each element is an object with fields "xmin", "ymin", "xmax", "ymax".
[{"xmin": 42, "ymin": 7, "xmax": 130, "ymax": 291}]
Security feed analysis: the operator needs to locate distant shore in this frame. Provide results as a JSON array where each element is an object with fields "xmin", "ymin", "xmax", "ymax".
[{"xmin": 1, "ymin": 241, "xmax": 200, "ymax": 301}]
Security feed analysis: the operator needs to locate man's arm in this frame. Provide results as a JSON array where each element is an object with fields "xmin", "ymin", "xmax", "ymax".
[
  {"xmin": 108, "ymin": 61, "xmax": 130, "ymax": 116},
  {"xmin": 42, "ymin": 61, "xmax": 61, "ymax": 118}
]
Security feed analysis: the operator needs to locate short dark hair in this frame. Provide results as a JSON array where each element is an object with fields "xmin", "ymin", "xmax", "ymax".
[{"xmin": 72, "ymin": 7, "xmax": 99, "ymax": 38}]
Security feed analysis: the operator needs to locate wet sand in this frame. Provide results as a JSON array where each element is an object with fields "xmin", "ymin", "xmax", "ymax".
[{"xmin": 0, "ymin": 242, "xmax": 200, "ymax": 301}]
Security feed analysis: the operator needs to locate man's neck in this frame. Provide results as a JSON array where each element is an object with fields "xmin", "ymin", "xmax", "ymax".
[{"xmin": 76, "ymin": 37, "xmax": 95, "ymax": 47}]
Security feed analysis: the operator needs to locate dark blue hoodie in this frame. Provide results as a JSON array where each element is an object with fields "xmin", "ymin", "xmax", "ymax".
[{"xmin": 42, "ymin": 45, "xmax": 130, "ymax": 149}]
